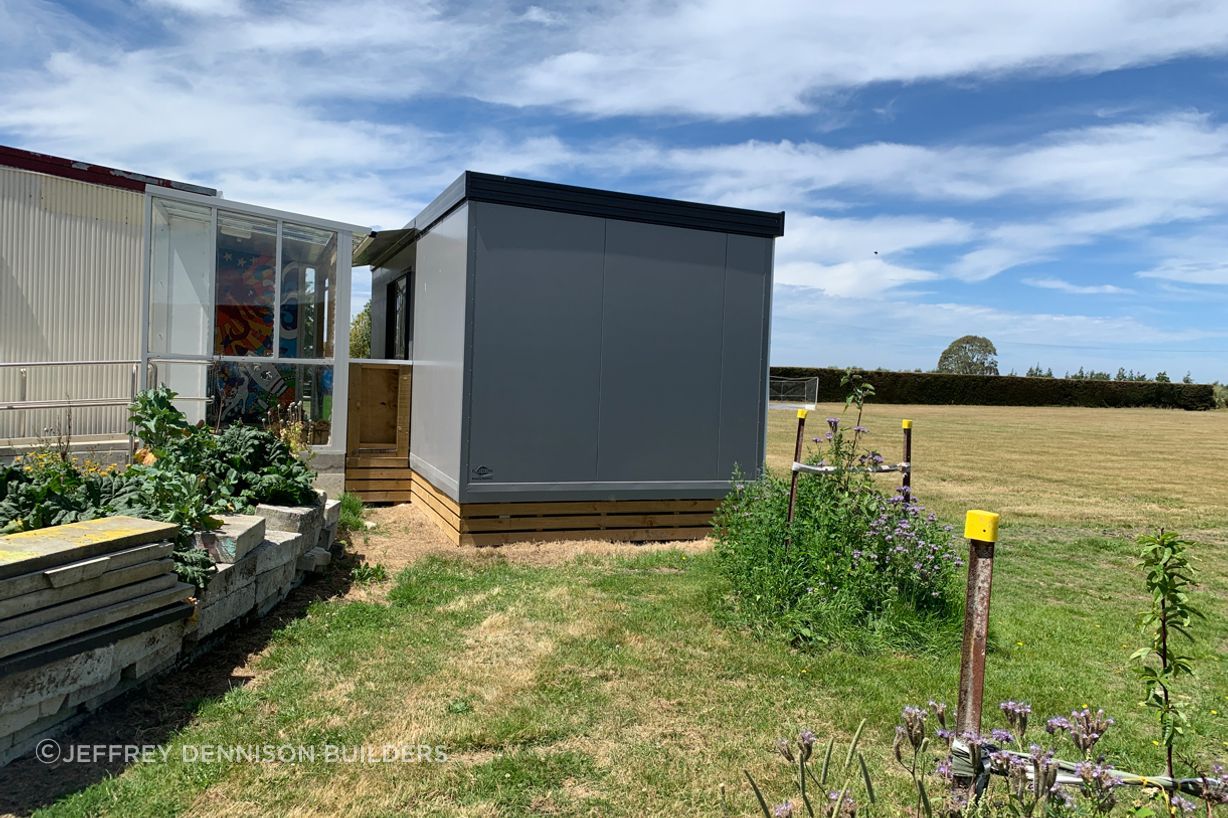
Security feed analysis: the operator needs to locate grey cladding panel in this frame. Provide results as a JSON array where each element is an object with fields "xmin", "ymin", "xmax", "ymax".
[
  {"xmin": 466, "ymin": 204, "xmax": 605, "ymax": 487},
  {"xmin": 597, "ymin": 221, "xmax": 726, "ymax": 481},
  {"xmin": 408, "ymin": 204, "xmax": 469, "ymax": 497},
  {"xmin": 718, "ymin": 235, "xmax": 772, "ymax": 478}
]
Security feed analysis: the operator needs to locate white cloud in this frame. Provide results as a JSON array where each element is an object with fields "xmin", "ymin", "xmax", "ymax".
[
  {"xmin": 1022, "ymin": 277, "xmax": 1133, "ymax": 295},
  {"xmin": 771, "ymin": 214, "xmax": 971, "ymax": 296},
  {"xmin": 484, "ymin": 0, "xmax": 1228, "ymax": 118},
  {"xmin": 144, "ymin": 0, "xmax": 242, "ymax": 16},
  {"xmin": 1136, "ymin": 260, "xmax": 1228, "ymax": 285},
  {"xmin": 519, "ymin": 5, "xmax": 563, "ymax": 26},
  {"xmin": 776, "ymin": 259, "xmax": 939, "ymax": 298}
]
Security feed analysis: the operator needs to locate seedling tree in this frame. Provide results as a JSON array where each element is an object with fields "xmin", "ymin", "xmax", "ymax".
[{"xmin": 1131, "ymin": 529, "xmax": 1204, "ymax": 779}]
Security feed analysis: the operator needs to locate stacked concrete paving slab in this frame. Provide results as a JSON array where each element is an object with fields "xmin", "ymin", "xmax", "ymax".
[
  {"xmin": 0, "ymin": 495, "xmax": 343, "ymax": 765},
  {"xmin": 0, "ymin": 518, "xmax": 192, "ymax": 661},
  {"xmin": 186, "ymin": 496, "xmax": 340, "ymax": 641},
  {"xmin": 0, "ymin": 517, "xmax": 194, "ymax": 764}
]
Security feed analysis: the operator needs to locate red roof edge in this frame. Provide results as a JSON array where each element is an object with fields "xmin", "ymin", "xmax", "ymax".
[{"xmin": 0, "ymin": 145, "xmax": 217, "ymax": 197}]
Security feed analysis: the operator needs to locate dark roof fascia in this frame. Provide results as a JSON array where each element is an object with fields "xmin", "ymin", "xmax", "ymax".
[
  {"xmin": 410, "ymin": 171, "xmax": 785, "ymax": 240},
  {"xmin": 353, "ymin": 227, "xmax": 420, "ymax": 268},
  {"xmin": 0, "ymin": 145, "xmax": 217, "ymax": 197}
]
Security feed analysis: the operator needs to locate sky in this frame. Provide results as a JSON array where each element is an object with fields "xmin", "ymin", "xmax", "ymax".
[{"xmin": 4, "ymin": 1, "xmax": 1228, "ymax": 380}]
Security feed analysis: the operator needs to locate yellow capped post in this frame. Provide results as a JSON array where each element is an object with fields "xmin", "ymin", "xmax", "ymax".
[
  {"xmin": 900, "ymin": 419, "xmax": 914, "ymax": 502},
  {"xmin": 956, "ymin": 507, "xmax": 1002, "ymax": 743},
  {"xmin": 785, "ymin": 407, "xmax": 809, "ymax": 535},
  {"xmin": 964, "ymin": 510, "xmax": 1000, "ymax": 543}
]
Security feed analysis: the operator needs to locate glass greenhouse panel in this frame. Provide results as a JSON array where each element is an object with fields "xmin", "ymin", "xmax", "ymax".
[
  {"xmin": 280, "ymin": 222, "xmax": 337, "ymax": 359},
  {"xmin": 214, "ymin": 211, "xmax": 278, "ymax": 357},
  {"xmin": 207, "ymin": 361, "xmax": 334, "ymax": 445},
  {"xmin": 148, "ymin": 197, "xmax": 212, "ymax": 359}
]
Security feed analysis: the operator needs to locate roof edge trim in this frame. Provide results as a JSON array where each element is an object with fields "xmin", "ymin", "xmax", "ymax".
[{"xmin": 409, "ymin": 171, "xmax": 785, "ymax": 240}]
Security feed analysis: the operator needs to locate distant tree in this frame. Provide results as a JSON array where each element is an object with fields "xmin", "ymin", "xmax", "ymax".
[
  {"xmin": 1183, "ymin": 371, "xmax": 1194, "ymax": 384},
  {"xmin": 350, "ymin": 299, "xmax": 372, "ymax": 358},
  {"xmin": 1155, "ymin": 371, "xmax": 1170, "ymax": 383},
  {"xmin": 1025, "ymin": 364, "xmax": 1055, "ymax": 378},
  {"xmin": 936, "ymin": 335, "xmax": 999, "ymax": 375}
]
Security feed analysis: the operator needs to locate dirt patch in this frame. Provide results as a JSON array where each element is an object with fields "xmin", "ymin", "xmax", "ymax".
[{"xmin": 349, "ymin": 503, "xmax": 712, "ymax": 578}]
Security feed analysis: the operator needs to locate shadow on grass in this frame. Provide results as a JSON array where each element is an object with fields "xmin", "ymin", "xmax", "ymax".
[{"xmin": 0, "ymin": 544, "xmax": 361, "ymax": 817}]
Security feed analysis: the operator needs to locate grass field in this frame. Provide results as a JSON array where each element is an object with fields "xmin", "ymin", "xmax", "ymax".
[
  {"xmin": 767, "ymin": 402, "xmax": 1228, "ymax": 532},
  {"xmin": 12, "ymin": 405, "xmax": 1228, "ymax": 817}
]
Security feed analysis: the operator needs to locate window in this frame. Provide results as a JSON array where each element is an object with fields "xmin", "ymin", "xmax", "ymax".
[
  {"xmin": 386, "ymin": 272, "xmax": 411, "ymax": 360},
  {"xmin": 280, "ymin": 222, "xmax": 337, "ymax": 359},
  {"xmin": 214, "ymin": 212, "xmax": 278, "ymax": 357},
  {"xmin": 147, "ymin": 195, "xmax": 352, "ymax": 449}
]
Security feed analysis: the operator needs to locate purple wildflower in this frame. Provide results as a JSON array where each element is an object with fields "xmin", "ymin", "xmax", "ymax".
[
  {"xmin": 1000, "ymin": 700, "xmax": 1032, "ymax": 737},
  {"xmin": 1046, "ymin": 716, "xmax": 1071, "ymax": 735},
  {"xmin": 1066, "ymin": 708, "xmax": 1113, "ymax": 753},
  {"xmin": 1171, "ymin": 796, "xmax": 1197, "ymax": 815},
  {"xmin": 901, "ymin": 705, "xmax": 927, "ymax": 750},
  {"xmin": 798, "ymin": 729, "xmax": 816, "ymax": 762},
  {"xmin": 988, "ymin": 750, "xmax": 1014, "ymax": 773}
]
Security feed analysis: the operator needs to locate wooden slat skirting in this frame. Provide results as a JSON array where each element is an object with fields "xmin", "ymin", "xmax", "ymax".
[
  {"xmin": 407, "ymin": 469, "xmax": 717, "ymax": 547},
  {"xmin": 345, "ymin": 460, "xmax": 414, "ymax": 504}
]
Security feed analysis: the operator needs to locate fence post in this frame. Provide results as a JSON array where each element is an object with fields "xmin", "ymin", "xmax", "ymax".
[
  {"xmin": 18, "ymin": 367, "xmax": 28, "ymax": 439},
  {"xmin": 784, "ymin": 408, "xmax": 807, "ymax": 546},
  {"xmin": 901, "ymin": 419, "xmax": 913, "ymax": 503},
  {"xmin": 956, "ymin": 510, "xmax": 1000, "ymax": 741}
]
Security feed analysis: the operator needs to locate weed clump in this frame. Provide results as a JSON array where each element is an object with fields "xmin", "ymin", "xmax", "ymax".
[{"xmin": 712, "ymin": 373, "xmax": 963, "ymax": 652}]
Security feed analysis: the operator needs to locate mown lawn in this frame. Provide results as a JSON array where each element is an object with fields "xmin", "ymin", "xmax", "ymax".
[{"xmin": 26, "ymin": 405, "xmax": 1228, "ymax": 817}]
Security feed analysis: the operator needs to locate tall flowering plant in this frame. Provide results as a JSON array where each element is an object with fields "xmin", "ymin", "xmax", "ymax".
[{"xmin": 713, "ymin": 373, "xmax": 963, "ymax": 650}]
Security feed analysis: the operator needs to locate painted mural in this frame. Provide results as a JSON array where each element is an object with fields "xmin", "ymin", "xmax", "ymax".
[
  {"xmin": 209, "ymin": 247, "xmax": 331, "ymax": 436},
  {"xmin": 214, "ymin": 249, "xmax": 275, "ymax": 357},
  {"xmin": 209, "ymin": 362, "xmax": 332, "ymax": 429}
]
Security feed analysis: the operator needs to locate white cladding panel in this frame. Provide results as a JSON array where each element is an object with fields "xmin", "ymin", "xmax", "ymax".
[{"xmin": 0, "ymin": 167, "xmax": 144, "ymax": 440}]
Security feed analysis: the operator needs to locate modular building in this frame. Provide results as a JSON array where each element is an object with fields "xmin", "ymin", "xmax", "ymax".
[
  {"xmin": 1, "ymin": 149, "xmax": 785, "ymax": 544},
  {"xmin": 356, "ymin": 172, "xmax": 784, "ymax": 544}
]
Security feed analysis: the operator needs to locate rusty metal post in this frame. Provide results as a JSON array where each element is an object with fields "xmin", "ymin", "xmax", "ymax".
[
  {"xmin": 784, "ymin": 409, "xmax": 807, "ymax": 545},
  {"xmin": 956, "ymin": 510, "xmax": 1000, "ymax": 740},
  {"xmin": 901, "ymin": 419, "xmax": 913, "ymax": 503}
]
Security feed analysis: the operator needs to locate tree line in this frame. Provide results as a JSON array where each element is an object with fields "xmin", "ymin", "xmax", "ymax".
[{"xmin": 937, "ymin": 335, "xmax": 1195, "ymax": 384}]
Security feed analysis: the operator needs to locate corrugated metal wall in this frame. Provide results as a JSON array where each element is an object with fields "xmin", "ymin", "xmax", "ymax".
[{"xmin": 0, "ymin": 166, "xmax": 144, "ymax": 441}]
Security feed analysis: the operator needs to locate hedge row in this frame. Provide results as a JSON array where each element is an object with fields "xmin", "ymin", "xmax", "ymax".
[{"xmin": 771, "ymin": 367, "xmax": 1216, "ymax": 410}]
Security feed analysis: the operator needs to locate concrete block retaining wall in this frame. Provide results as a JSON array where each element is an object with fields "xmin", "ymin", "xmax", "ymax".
[{"xmin": 0, "ymin": 496, "xmax": 341, "ymax": 765}]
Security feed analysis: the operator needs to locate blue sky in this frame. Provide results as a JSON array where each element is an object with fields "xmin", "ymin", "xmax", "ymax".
[{"xmin": 4, "ymin": 1, "xmax": 1228, "ymax": 380}]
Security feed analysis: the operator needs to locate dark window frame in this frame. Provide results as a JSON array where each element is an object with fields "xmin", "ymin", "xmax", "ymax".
[{"xmin": 385, "ymin": 270, "xmax": 412, "ymax": 360}]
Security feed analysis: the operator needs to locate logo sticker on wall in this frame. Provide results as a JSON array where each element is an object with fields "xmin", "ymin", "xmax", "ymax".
[{"xmin": 471, "ymin": 465, "xmax": 494, "ymax": 481}]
